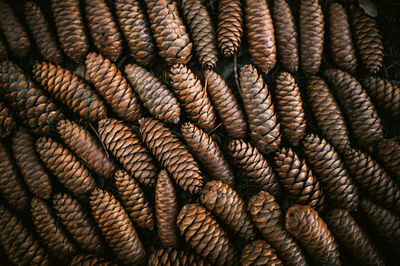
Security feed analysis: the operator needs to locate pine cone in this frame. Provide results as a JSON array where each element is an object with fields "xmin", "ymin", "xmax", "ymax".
[
  {"xmin": 272, "ymin": 0, "xmax": 299, "ymax": 72},
  {"xmin": 240, "ymin": 240, "xmax": 283, "ymax": 266},
  {"xmin": 71, "ymin": 254, "xmax": 115, "ymax": 266},
  {"xmin": 114, "ymin": 0, "xmax": 155, "ymax": 67},
  {"xmin": 325, "ymin": 208, "xmax": 385, "ymax": 266},
  {"xmin": 0, "ymin": 103, "xmax": 15, "ymax": 138},
  {"xmin": 239, "ymin": 64, "xmax": 281, "ymax": 153},
  {"xmin": 169, "ymin": 64, "xmax": 217, "ymax": 133},
  {"xmin": 124, "ymin": 63, "xmax": 180, "ymax": 124},
  {"xmin": 299, "ymin": 0, "xmax": 324, "ymax": 75},
  {"xmin": 285, "ymin": 204, "xmax": 341, "ymax": 265},
  {"xmin": 302, "ymin": 134, "xmax": 359, "ymax": 210},
  {"xmin": 98, "ymin": 118, "xmax": 158, "ymax": 187},
  {"xmin": 177, "ymin": 203, "xmax": 237, "ymax": 265},
  {"xmin": 90, "ymin": 188, "xmax": 146, "ymax": 264},
  {"xmin": 305, "ymin": 77, "xmax": 352, "ymax": 152},
  {"xmin": 50, "ymin": 0, "xmax": 88, "ymax": 62},
  {"xmin": 376, "ymin": 139, "xmax": 400, "ymax": 183},
  {"xmin": 32, "ymin": 61, "xmax": 107, "ymax": 122},
  {"xmin": 244, "ymin": 0, "xmax": 276, "ymax": 72},
  {"xmin": 148, "ymin": 248, "xmax": 209, "ymax": 266},
  {"xmin": 228, "ymin": 139, "xmax": 281, "ymax": 198},
  {"xmin": 36, "ymin": 136, "xmax": 96, "ymax": 198},
  {"xmin": 217, "ymin": 0, "xmax": 243, "ymax": 57},
  {"xmin": 85, "ymin": 52, "xmax": 141, "ymax": 122},
  {"xmin": 0, "ymin": 38, "xmax": 8, "ymax": 60}
]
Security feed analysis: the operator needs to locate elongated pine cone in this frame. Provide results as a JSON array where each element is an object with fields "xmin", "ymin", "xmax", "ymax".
[
  {"xmin": 32, "ymin": 61, "xmax": 107, "ymax": 122},
  {"xmin": 114, "ymin": 0, "xmax": 155, "ymax": 66},
  {"xmin": 0, "ymin": 103, "xmax": 15, "ymax": 138},
  {"xmin": 169, "ymin": 64, "xmax": 217, "ymax": 132},
  {"xmin": 144, "ymin": 0, "xmax": 192, "ymax": 64},
  {"xmin": 124, "ymin": 63, "xmax": 180, "ymax": 124},
  {"xmin": 376, "ymin": 139, "xmax": 400, "ymax": 183},
  {"xmin": 0, "ymin": 38, "xmax": 8, "ymax": 60},
  {"xmin": 299, "ymin": 0, "xmax": 324, "ymax": 75},
  {"xmin": 239, "ymin": 64, "xmax": 281, "ymax": 152},
  {"xmin": 71, "ymin": 254, "xmax": 115, "ymax": 266},
  {"xmin": 90, "ymin": 188, "xmax": 146, "ymax": 264},
  {"xmin": 326, "ymin": 208, "xmax": 385, "ymax": 266},
  {"xmin": 285, "ymin": 205, "xmax": 341, "ymax": 265},
  {"xmin": 50, "ymin": 0, "xmax": 88, "ymax": 62},
  {"xmin": 241, "ymin": 240, "xmax": 283, "ymax": 266},
  {"xmin": 177, "ymin": 203, "xmax": 237, "ymax": 265},
  {"xmin": 148, "ymin": 248, "xmax": 209, "ymax": 266},
  {"xmin": 85, "ymin": 52, "xmax": 141, "ymax": 122},
  {"xmin": 98, "ymin": 118, "xmax": 158, "ymax": 187}
]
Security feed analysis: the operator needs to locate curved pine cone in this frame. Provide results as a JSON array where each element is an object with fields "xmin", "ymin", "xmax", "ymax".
[
  {"xmin": 0, "ymin": 38, "xmax": 8, "ymax": 60},
  {"xmin": 240, "ymin": 240, "xmax": 283, "ymax": 266},
  {"xmin": 148, "ymin": 248, "xmax": 209, "ymax": 266},
  {"xmin": 71, "ymin": 254, "xmax": 115, "ymax": 266},
  {"xmin": 124, "ymin": 63, "xmax": 180, "ymax": 124},
  {"xmin": 376, "ymin": 139, "xmax": 400, "ymax": 183},
  {"xmin": 0, "ymin": 103, "xmax": 15, "ymax": 138}
]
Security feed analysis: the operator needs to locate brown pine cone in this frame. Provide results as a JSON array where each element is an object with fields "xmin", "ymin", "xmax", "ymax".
[
  {"xmin": 376, "ymin": 139, "xmax": 400, "ymax": 183},
  {"xmin": 139, "ymin": 117, "xmax": 204, "ymax": 194},
  {"xmin": 114, "ymin": 0, "xmax": 155, "ymax": 67},
  {"xmin": 240, "ymin": 240, "xmax": 283, "ymax": 266},
  {"xmin": 98, "ymin": 118, "xmax": 158, "ymax": 187},
  {"xmin": 302, "ymin": 134, "xmax": 359, "ymax": 210},
  {"xmin": 124, "ymin": 63, "xmax": 180, "ymax": 124},
  {"xmin": 177, "ymin": 203, "xmax": 237, "ymax": 265},
  {"xmin": 24, "ymin": 1, "xmax": 63, "ymax": 64},
  {"xmin": 204, "ymin": 69, "xmax": 247, "ymax": 139},
  {"xmin": 217, "ymin": 0, "xmax": 243, "ymax": 57},
  {"xmin": 350, "ymin": 6, "xmax": 383, "ymax": 74},
  {"xmin": 169, "ymin": 64, "xmax": 217, "ymax": 133},
  {"xmin": 32, "ymin": 61, "xmax": 107, "ymax": 122},
  {"xmin": 86, "ymin": 52, "xmax": 141, "ymax": 122},
  {"xmin": 70, "ymin": 254, "xmax": 115, "ymax": 266},
  {"xmin": 305, "ymin": 77, "xmax": 352, "ymax": 153},
  {"xmin": 0, "ymin": 38, "xmax": 8, "ymax": 60},
  {"xmin": 228, "ymin": 139, "xmax": 281, "ymax": 198},
  {"xmin": 50, "ymin": 0, "xmax": 88, "ymax": 62},
  {"xmin": 272, "ymin": 0, "xmax": 299, "ymax": 73},
  {"xmin": 285, "ymin": 204, "xmax": 341, "ymax": 265},
  {"xmin": 148, "ymin": 248, "xmax": 209, "ymax": 266},
  {"xmin": 0, "ymin": 103, "xmax": 15, "ymax": 138},
  {"xmin": 36, "ymin": 136, "xmax": 96, "ymax": 198},
  {"xmin": 244, "ymin": 0, "xmax": 276, "ymax": 72},
  {"xmin": 299, "ymin": 0, "xmax": 324, "ymax": 75},
  {"xmin": 90, "ymin": 188, "xmax": 146, "ymax": 264},
  {"xmin": 325, "ymin": 208, "xmax": 385, "ymax": 266}
]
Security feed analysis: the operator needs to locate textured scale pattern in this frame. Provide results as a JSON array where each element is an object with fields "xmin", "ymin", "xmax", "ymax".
[
  {"xmin": 148, "ymin": 248, "xmax": 209, "ymax": 266},
  {"xmin": 376, "ymin": 139, "xmax": 400, "ymax": 183},
  {"xmin": 240, "ymin": 240, "xmax": 283, "ymax": 266},
  {"xmin": 0, "ymin": 103, "xmax": 15, "ymax": 138},
  {"xmin": 70, "ymin": 254, "xmax": 115, "ymax": 266}
]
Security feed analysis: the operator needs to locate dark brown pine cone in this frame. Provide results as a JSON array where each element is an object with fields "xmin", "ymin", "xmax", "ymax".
[
  {"xmin": 240, "ymin": 240, "xmax": 283, "ymax": 266},
  {"xmin": 139, "ymin": 117, "xmax": 204, "ymax": 194},
  {"xmin": 182, "ymin": 0, "xmax": 218, "ymax": 69},
  {"xmin": 177, "ymin": 203, "xmax": 237, "ymax": 265},
  {"xmin": 325, "ymin": 208, "xmax": 385, "ymax": 266},
  {"xmin": 299, "ymin": 0, "xmax": 324, "ymax": 75},
  {"xmin": 70, "ymin": 254, "xmax": 115, "ymax": 266},
  {"xmin": 86, "ymin": 52, "xmax": 141, "ymax": 122},
  {"xmin": 239, "ymin": 64, "xmax": 281, "ymax": 153},
  {"xmin": 90, "ymin": 188, "xmax": 146, "ymax": 264},
  {"xmin": 228, "ymin": 139, "xmax": 281, "ymax": 198},
  {"xmin": 169, "ymin": 64, "xmax": 217, "ymax": 133},
  {"xmin": 285, "ymin": 204, "xmax": 341, "ymax": 265},
  {"xmin": 32, "ymin": 61, "xmax": 107, "ymax": 122},
  {"xmin": 0, "ymin": 38, "xmax": 8, "ymax": 60},
  {"xmin": 144, "ymin": 0, "xmax": 192, "ymax": 64},
  {"xmin": 0, "ymin": 103, "xmax": 15, "ymax": 138},
  {"xmin": 305, "ymin": 77, "xmax": 352, "ymax": 152},
  {"xmin": 24, "ymin": 1, "xmax": 63, "ymax": 64},
  {"xmin": 274, "ymin": 147, "xmax": 325, "ymax": 211},
  {"xmin": 272, "ymin": 0, "xmax": 299, "ymax": 73},
  {"xmin": 53, "ymin": 193, "xmax": 104, "ymax": 254},
  {"xmin": 50, "ymin": 0, "xmax": 88, "ymax": 62},
  {"xmin": 114, "ymin": 0, "xmax": 155, "ymax": 67},
  {"xmin": 244, "ymin": 0, "xmax": 276, "ymax": 72},
  {"xmin": 217, "ymin": 0, "xmax": 243, "ymax": 57},
  {"xmin": 148, "ymin": 248, "xmax": 209, "ymax": 266},
  {"xmin": 36, "ymin": 136, "xmax": 96, "ymax": 198},
  {"xmin": 98, "ymin": 118, "xmax": 158, "ymax": 187},
  {"xmin": 124, "ymin": 63, "xmax": 181, "ymax": 124},
  {"xmin": 376, "ymin": 139, "xmax": 400, "ymax": 183}
]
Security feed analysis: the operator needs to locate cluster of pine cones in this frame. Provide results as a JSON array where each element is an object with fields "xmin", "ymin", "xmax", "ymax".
[{"xmin": 0, "ymin": 0, "xmax": 399, "ymax": 265}]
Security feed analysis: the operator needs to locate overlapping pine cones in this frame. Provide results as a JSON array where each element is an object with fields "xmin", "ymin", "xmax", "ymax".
[{"xmin": 0, "ymin": 0, "xmax": 398, "ymax": 265}]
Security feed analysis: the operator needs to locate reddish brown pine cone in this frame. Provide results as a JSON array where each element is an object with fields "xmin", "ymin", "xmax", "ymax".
[
  {"xmin": 325, "ymin": 208, "xmax": 385, "ymax": 266},
  {"xmin": 169, "ymin": 64, "xmax": 217, "ymax": 133},
  {"xmin": 124, "ymin": 63, "xmax": 181, "ymax": 124},
  {"xmin": 139, "ymin": 117, "xmax": 204, "ymax": 194},
  {"xmin": 241, "ymin": 240, "xmax": 283, "ymax": 266},
  {"xmin": 302, "ymin": 134, "xmax": 359, "ymax": 210},
  {"xmin": 71, "ymin": 254, "xmax": 115, "ymax": 266},
  {"xmin": 86, "ymin": 52, "xmax": 141, "ymax": 122},
  {"xmin": 177, "ymin": 203, "xmax": 238, "ymax": 265},
  {"xmin": 248, "ymin": 191, "xmax": 308, "ymax": 266},
  {"xmin": 299, "ymin": 0, "xmax": 324, "ymax": 75},
  {"xmin": 0, "ymin": 38, "xmax": 8, "ymax": 60},
  {"xmin": 376, "ymin": 139, "xmax": 400, "ymax": 183},
  {"xmin": 239, "ymin": 64, "xmax": 281, "ymax": 153},
  {"xmin": 114, "ymin": 0, "xmax": 155, "ymax": 67},
  {"xmin": 98, "ymin": 118, "xmax": 158, "ymax": 187},
  {"xmin": 285, "ymin": 205, "xmax": 341, "ymax": 265},
  {"xmin": 0, "ymin": 103, "xmax": 15, "ymax": 138},
  {"xmin": 90, "ymin": 188, "xmax": 146, "ymax": 264},
  {"xmin": 149, "ymin": 248, "xmax": 210, "ymax": 266},
  {"xmin": 32, "ymin": 61, "xmax": 107, "ymax": 123}
]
